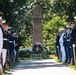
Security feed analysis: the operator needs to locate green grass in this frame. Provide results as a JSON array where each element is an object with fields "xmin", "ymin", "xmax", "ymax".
[
  {"xmin": 50, "ymin": 55, "xmax": 60, "ymax": 62},
  {"xmin": 3, "ymin": 61, "xmax": 19, "ymax": 75},
  {"xmin": 18, "ymin": 57, "xmax": 34, "ymax": 60},
  {"xmin": 69, "ymin": 65, "xmax": 76, "ymax": 70}
]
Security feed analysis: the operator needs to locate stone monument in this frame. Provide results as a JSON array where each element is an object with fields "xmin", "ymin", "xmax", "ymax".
[{"xmin": 33, "ymin": 5, "xmax": 42, "ymax": 44}]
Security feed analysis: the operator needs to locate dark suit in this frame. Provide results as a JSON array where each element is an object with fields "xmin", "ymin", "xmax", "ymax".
[
  {"xmin": 71, "ymin": 26, "xmax": 76, "ymax": 45},
  {"xmin": 71, "ymin": 26, "xmax": 76, "ymax": 65},
  {"xmin": 56, "ymin": 35, "xmax": 60, "ymax": 59}
]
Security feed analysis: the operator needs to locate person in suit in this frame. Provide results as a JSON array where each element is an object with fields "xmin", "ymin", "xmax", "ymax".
[
  {"xmin": 70, "ymin": 19, "xmax": 76, "ymax": 65},
  {"xmin": 56, "ymin": 31, "xmax": 60, "ymax": 60}
]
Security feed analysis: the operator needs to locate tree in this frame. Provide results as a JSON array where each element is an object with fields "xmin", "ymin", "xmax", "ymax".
[
  {"xmin": 43, "ymin": 14, "xmax": 68, "ymax": 49},
  {"xmin": 0, "ymin": 0, "xmax": 71, "ymax": 48},
  {"xmin": 53, "ymin": 0, "xmax": 76, "ymax": 21}
]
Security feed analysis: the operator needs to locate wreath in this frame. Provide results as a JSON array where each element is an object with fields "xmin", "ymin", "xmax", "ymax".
[{"xmin": 32, "ymin": 42, "xmax": 43, "ymax": 54}]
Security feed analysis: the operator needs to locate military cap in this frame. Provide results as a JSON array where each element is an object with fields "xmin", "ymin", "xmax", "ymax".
[
  {"xmin": 65, "ymin": 26, "xmax": 71, "ymax": 30},
  {"xmin": 2, "ymin": 20, "xmax": 6, "ymax": 24}
]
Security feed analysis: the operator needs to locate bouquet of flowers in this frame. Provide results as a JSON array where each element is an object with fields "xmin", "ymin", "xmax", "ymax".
[{"xmin": 32, "ymin": 42, "xmax": 43, "ymax": 54}]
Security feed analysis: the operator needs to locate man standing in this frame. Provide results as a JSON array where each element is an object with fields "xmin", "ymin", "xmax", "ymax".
[
  {"xmin": 8, "ymin": 28, "xmax": 14, "ymax": 66},
  {"xmin": 0, "ymin": 16, "xmax": 3, "ymax": 73},
  {"xmin": 63, "ymin": 27, "xmax": 68, "ymax": 63},
  {"xmin": 13, "ymin": 33, "xmax": 20, "ymax": 62},
  {"xmin": 66, "ymin": 26, "xmax": 71, "ymax": 64},
  {"xmin": 1, "ymin": 21, "xmax": 9, "ymax": 71},
  {"xmin": 70, "ymin": 19, "xmax": 76, "ymax": 65},
  {"xmin": 56, "ymin": 31, "xmax": 60, "ymax": 60},
  {"xmin": 59, "ymin": 29, "xmax": 66, "ymax": 62}
]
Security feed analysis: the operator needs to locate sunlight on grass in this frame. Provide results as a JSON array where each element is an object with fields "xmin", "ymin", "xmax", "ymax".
[
  {"xmin": 50, "ymin": 55, "xmax": 60, "ymax": 62},
  {"xmin": 18, "ymin": 57, "xmax": 34, "ymax": 60},
  {"xmin": 69, "ymin": 65, "xmax": 76, "ymax": 70}
]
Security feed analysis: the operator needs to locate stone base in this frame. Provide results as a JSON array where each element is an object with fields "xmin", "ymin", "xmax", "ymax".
[{"xmin": 30, "ymin": 53, "xmax": 42, "ymax": 59}]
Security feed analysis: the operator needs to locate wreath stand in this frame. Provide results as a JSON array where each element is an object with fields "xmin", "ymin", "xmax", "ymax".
[
  {"xmin": 30, "ymin": 53, "xmax": 42, "ymax": 59},
  {"xmin": 34, "ymin": 53, "xmax": 42, "ymax": 59}
]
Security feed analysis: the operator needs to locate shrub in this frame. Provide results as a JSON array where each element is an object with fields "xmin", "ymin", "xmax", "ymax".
[{"xmin": 18, "ymin": 50, "xmax": 32, "ymax": 58}]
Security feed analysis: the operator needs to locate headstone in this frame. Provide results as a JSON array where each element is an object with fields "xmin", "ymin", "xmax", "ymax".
[{"xmin": 33, "ymin": 5, "xmax": 42, "ymax": 44}]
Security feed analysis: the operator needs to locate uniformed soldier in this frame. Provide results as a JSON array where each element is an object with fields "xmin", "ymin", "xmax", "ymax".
[
  {"xmin": 66, "ymin": 26, "xmax": 71, "ymax": 64},
  {"xmin": 59, "ymin": 29, "xmax": 66, "ymax": 62},
  {"xmin": 0, "ymin": 16, "xmax": 3, "ymax": 73},
  {"xmin": 63, "ymin": 27, "xmax": 68, "ymax": 63},
  {"xmin": 1, "ymin": 21, "xmax": 9, "ymax": 71},
  {"xmin": 8, "ymin": 28, "xmax": 14, "ymax": 66},
  {"xmin": 63, "ymin": 26, "xmax": 71, "ymax": 64},
  {"xmin": 13, "ymin": 33, "xmax": 20, "ymax": 61}
]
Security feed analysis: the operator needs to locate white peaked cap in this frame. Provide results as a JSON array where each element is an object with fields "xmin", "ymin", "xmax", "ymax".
[
  {"xmin": 59, "ymin": 28, "xmax": 64, "ymax": 31},
  {"xmin": 74, "ymin": 16, "xmax": 76, "ymax": 20},
  {"xmin": 2, "ymin": 20, "xmax": 6, "ymax": 23},
  {"xmin": 0, "ymin": 16, "xmax": 2, "ymax": 20}
]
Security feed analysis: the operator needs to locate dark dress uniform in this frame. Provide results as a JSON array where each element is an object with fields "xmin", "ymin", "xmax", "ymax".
[
  {"xmin": 9, "ymin": 34, "xmax": 14, "ymax": 63},
  {"xmin": 2, "ymin": 29, "xmax": 9, "ymax": 70},
  {"xmin": 66, "ymin": 32, "xmax": 71, "ymax": 64},
  {"xmin": 14, "ymin": 37, "xmax": 20, "ymax": 61},
  {"xmin": 3, "ymin": 29, "xmax": 9, "ymax": 49}
]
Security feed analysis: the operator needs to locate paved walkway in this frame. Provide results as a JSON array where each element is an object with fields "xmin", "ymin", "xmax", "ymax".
[{"xmin": 6, "ymin": 59, "xmax": 76, "ymax": 75}]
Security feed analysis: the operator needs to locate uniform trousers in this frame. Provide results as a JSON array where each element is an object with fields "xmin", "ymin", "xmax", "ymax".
[
  {"xmin": 2, "ymin": 49, "xmax": 7, "ymax": 66},
  {"xmin": 0, "ymin": 49, "xmax": 7, "ymax": 71},
  {"xmin": 63, "ymin": 41, "xmax": 68, "ymax": 63},
  {"xmin": 66, "ymin": 41, "xmax": 71, "ymax": 64},
  {"xmin": 0, "ymin": 40, "xmax": 3, "ymax": 71},
  {"xmin": 60, "ymin": 45, "xmax": 66, "ymax": 62},
  {"xmin": 14, "ymin": 49, "xmax": 16, "ymax": 61}
]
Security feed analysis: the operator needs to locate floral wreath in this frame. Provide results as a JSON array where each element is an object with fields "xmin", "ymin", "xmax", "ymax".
[{"xmin": 32, "ymin": 42, "xmax": 43, "ymax": 54}]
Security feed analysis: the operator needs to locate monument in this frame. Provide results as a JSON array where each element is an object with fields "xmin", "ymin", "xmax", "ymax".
[{"xmin": 33, "ymin": 5, "xmax": 42, "ymax": 44}]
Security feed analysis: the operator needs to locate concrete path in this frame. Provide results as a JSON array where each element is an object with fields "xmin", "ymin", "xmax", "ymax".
[{"xmin": 6, "ymin": 59, "xmax": 76, "ymax": 75}]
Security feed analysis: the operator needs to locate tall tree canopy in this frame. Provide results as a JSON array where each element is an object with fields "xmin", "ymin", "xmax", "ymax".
[
  {"xmin": 53, "ymin": 0, "xmax": 76, "ymax": 21},
  {"xmin": 0, "ymin": 0, "xmax": 76, "ymax": 48}
]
